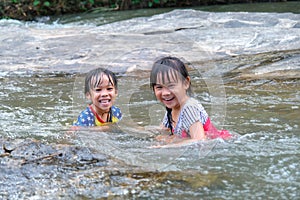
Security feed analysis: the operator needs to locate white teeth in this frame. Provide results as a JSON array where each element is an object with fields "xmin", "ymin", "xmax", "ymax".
[
  {"xmin": 99, "ymin": 99, "xmax": 110, "ymax": 103},
  {"xmin": 163, "ymin": 97, "xmax": 174, "ymax": 101}
]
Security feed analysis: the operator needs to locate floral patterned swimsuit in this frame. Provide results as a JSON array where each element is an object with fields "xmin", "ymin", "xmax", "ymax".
[{"xmin": 73, "ymin": 105, "xmax": 122, "ymax": 126}]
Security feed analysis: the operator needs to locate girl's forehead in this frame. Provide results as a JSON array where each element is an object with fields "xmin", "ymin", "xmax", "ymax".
[
  {"xmin": 91, "ymin": 73, "xmax": 114, "ymax": 87},
  {"xmin": 156, "ymin": 70, "xmax": 180, "ymax": 84}
]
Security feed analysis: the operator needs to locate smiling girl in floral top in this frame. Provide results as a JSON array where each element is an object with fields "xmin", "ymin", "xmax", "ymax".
[{"xmin": 73, "ymin": 67, "xmax": 122, "ymax": 127}]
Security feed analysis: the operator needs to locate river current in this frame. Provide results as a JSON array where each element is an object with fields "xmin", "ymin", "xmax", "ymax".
[{"xmin": 0, "ymin": 8, "xmax": 299, "ymax": 199}]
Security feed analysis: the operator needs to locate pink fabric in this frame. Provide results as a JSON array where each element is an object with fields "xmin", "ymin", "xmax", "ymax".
[
  {"xmin": 203, "ymin": 118, "xmax": 232, "ymax": 139},
  {"xmin": 181, "ymin": 130, "xmax": 188, "ymax": 138},
  {"xmin": 179, "ymin": 117, "xmax": 232, "ymax": 139}
]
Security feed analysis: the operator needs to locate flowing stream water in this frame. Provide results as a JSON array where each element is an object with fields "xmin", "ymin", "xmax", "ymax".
[{"xmin": 0, "ymin": 5, "xmax": 299, "ymax": 199}]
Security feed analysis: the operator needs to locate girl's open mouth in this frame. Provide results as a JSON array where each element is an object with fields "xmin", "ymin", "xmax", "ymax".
[
  {"xmin": 163, "ymin": 97, "xmax": 175, "ymax": 102},
  {"xmin": 99, "ymin": 99, "xmax": 111, "ymax": 103}
]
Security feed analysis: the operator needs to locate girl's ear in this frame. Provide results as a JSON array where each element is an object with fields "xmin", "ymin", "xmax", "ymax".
[
  {"xmin": 184, "ymin": 76, "xmax": 191, "ymax": 89},
  {"xmin": 86, "ymin": 92, "xmax": 91, "ymax": 100}
]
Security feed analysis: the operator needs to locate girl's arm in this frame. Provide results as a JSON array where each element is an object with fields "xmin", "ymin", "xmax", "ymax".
[
  {"xmin": 189, "ymin": 121, "xmax": 206, "ymax": 140},
  {"xmin": 150, "ymin": 121, "xmax": 206, "ymax": 148}
]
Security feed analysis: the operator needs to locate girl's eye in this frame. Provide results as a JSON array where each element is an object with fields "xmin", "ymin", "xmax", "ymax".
[
  {"xmin": 107, "ymin": 87, "xmax": 114, "ymax": 91},
  {"xmin": 167, "ymin": 84, "xmax": 176, "ymax": 89},
  {"xmin": 154, "ymin": 85, "xmax": 162, "ymax": 90},
  {"xmin": 95, "ymin": 88, "xmax": 102, "ymax": 92}
]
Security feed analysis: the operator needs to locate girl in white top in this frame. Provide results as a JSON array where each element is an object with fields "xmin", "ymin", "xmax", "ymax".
[{"xmin": 150, "ymin": 56, "xmax": 231, "ymax": 147}]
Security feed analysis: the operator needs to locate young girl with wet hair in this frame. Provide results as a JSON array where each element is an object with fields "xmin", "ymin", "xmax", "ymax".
[
  {"xmin": 73, "ymin": 67, "xmax": 122, "ymax": 127},
  {"xmin": 150, "ymin": 56, "xmax": 231, "ymax": 147}
]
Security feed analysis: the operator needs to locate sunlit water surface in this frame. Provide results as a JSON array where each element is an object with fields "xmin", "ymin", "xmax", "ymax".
[{"xmin": 0, "ymin": 70, "xmax": 299, "ymax": 199}]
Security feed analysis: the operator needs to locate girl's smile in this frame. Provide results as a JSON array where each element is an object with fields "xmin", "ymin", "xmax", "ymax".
[
  {"xmin": 98, "ymin": 98, "xmax": 111, "ymax": 107},
  {"xmin": 161, "ymin": 96, "xmax": 176, "ymax": 107},
  {"xmin": 162, "ymin": 96, "xmax": 175, "ymax": 101}
]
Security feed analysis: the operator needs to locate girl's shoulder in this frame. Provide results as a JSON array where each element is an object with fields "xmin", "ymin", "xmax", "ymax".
[
  {"xmin": 181, "ymin": 98, "xmax": 207, "ymax": 117},
  {"xmin": 81, "ymin": 106, "xmax": 94, "ymax": 116},
  {"xmin": 180, "ymin": 97, "xmax": 208, "ymax": 125},
  {"xmin": 111, "ymin": 105, "xmax": 122, "ymax": 119},
  {"xmin": 73, "ymin": 106, "xmax": 95, "ymax": 126},
  {"xmin": 183, "ymin": 98, "xmax": 203, "ymax": 109}
]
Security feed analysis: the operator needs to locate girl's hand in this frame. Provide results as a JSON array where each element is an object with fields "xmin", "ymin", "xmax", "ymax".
[
  {"xmin": 149, "ymin": 138, "xmax": 202, "ymax": 148},
  {"xmin": 155, "ymin": 134, "xmax": 179, "ymax": 143},
  {"xmin": 149, "ymin": 134, "xmax": 181, "ymax": 148}
]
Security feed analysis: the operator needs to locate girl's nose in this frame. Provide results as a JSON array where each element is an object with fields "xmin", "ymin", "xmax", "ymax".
[
  {"xmin": 162, "ymin": 87, "xmax": 171, "ymax": 95},
  {"xmin": 101, "ymin": 89, "xmax": 108, "ymax": 96}
]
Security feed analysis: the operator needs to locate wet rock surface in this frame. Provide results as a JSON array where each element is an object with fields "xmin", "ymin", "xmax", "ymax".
[
  {"xmin": 0, "ymin": 137, "xmax": 223, "ymax": 199},
  {"xmin": 0, "ymin": 138, "xmax": 113, "ymax": 198},
  {"xmin": 1, "ymin": 10, "xmax": 299, "ymax": 79}
]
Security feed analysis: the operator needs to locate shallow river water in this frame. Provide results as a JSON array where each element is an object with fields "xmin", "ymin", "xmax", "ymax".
[{"xmin": 0, "ymin": 6, "xmax": 299, "ymax": 199}]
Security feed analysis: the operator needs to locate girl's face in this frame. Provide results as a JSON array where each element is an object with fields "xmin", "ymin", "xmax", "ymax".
[
  {"xmin": 86, "ymin": 73, "xmax": 118, "ymax": 114},
  {"xmin": 153, "ymin": 70, "xmax": 190, "ymax": 111}
]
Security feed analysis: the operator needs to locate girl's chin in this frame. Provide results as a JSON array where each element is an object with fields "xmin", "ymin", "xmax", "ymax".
[
  {"xmin": 163, "ymin": 102, "xmax": 176, "ymax": 109},
  {"xmin": 96, "ymin": 103, "xmax": 112, "ymax": 111},
  {"xmin": 99, "ymin": 102, "xmax": 111, "ymax": 108},
  {"xmin": 162, "ymin": 100, "xmax": 181, "ymax": 110},
  {"xmin": 101, "ymin": 106, "xmax": 112, "ymax": 111}
]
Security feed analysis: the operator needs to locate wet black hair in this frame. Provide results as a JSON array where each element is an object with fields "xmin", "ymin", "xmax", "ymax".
[
  {"xmin": 150, "ymin": 56, "xmax": 192, "ymax": 134},
  {"xmin": 84, "ymin": 67, "xmax": 118, "ymax": 95}
]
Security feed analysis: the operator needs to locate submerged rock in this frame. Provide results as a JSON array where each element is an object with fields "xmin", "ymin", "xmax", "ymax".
[
  {"xmin": 0, "ymin": 138, "xmax": 108, "ymax": 168},
  {"xmin": 0, "ymin": 137, "xmax": 227, "ymax": 199}
]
